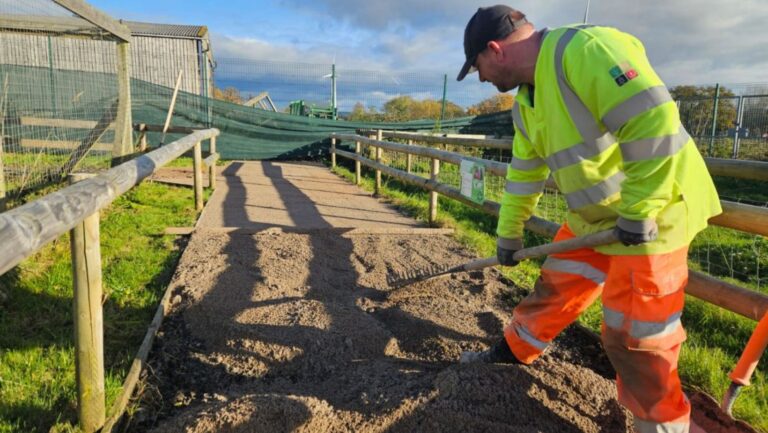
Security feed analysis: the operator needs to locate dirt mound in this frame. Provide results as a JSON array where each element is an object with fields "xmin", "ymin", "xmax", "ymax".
[{"xmin": 126, "ymin": 229, "xmax": 750, "ymax": 433}]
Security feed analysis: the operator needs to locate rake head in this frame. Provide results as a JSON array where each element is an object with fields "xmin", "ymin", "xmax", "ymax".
[{"xmin": 386, "ymin": 263, "xmax": 461, "ymax": 290}]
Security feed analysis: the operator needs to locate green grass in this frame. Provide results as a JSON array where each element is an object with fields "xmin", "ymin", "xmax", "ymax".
[
  {"xmin": 159, "ymin": 155, "xmax": 228, "ymax": 168},
  {"xmin": 2, "ymin": 152, "xmax": 111, "ymax": 192},
  {"xmin": 330, "ymin": 162, "xmax": 768, "ymax": 432},
  {"xmin": 0, "ymin": 180, "xmax": 210, "ymax": 433}
]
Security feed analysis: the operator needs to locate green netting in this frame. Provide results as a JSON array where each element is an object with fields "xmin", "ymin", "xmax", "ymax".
[
  {"xmin": 0, "ymin": 65, "xmax": 118, "ymax": 196},
  {"xmin": 131, "ymin": 79, "xmax": 514, "ymax": 160}
]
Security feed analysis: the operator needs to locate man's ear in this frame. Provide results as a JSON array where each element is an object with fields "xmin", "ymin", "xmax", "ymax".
[{"xmin": 487, "ymin": 40, "xmax": 504, "ymax": 60}]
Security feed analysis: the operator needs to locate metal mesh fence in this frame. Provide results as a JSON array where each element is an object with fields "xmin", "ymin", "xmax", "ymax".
[
  {"xmin": 677, "ymin": 89, "xmax": 768, "ymax": 161},
  {"xmin": 359, "ymin": 136, "xmax": 765, "ymax": 292},
  {"xmin": 0, "ymin": 1, "xmax": 120, "ymax": 201}
]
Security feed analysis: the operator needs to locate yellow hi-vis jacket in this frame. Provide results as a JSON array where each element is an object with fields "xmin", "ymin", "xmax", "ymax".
[{"xmin": 497, "ymin": 25, "xmax": 722, "ymax": 255}]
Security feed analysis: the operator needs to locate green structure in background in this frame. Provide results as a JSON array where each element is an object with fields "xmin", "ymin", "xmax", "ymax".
[{"xmin": 288, "ymin": 100, "xmax": 338, "ymax": 120}]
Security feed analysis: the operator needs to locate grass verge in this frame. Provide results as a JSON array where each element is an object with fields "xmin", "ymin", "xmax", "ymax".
[
  {"xmin": 0, "ymin": 178, "xmax": 209, "ymax": 433},
  {"xmin": 330, "ymin": 162, "xmax": 767, "ymax": 432}
]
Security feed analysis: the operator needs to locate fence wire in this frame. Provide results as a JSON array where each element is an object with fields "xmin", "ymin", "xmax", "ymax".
[
  {"xmin": 0, "ymin": 1, "xmax": 118, "ymax": 201},
  {"xmin": 361, "ymin": 137, "xmax": 765, "ymax": 292}
]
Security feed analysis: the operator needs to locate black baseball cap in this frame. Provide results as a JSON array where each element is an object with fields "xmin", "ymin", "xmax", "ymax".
[{"xmin": 457, "ymin": 5, "xmax": 528, "ymax": 81}]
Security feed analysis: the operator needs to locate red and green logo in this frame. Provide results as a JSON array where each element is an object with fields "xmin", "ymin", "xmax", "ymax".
[{"xmin": 609, "ymin": 61, "xmax": 638, "ymax": 87}]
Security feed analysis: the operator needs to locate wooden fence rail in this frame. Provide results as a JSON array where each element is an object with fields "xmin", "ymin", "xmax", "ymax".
[
  {"xmin": 357, "ymin": 129, "xmax": 512, "ymax": 149},
  {"xmin": 331, "ymin": 132, "xmax": 768, "ymax": 321},
  {"xmin": 0, "ymin": 128, "xmax": 219, "ymax": 432},
  {"xmin": 334, "ymin": 133, "xmax": 768, "ymax": 238},
  {"xmin": 358, "ymin": 130, "xmax": 768, "ymax": 181}
]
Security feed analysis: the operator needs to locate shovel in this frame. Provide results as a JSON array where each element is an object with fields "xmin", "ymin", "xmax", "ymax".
[
  {"xmin": 722, "ymin": 310, "xmax": 768, "ymax": 415},
  {"xmin": 386, "ymin": 229, "xmax": 618, "ymax": 292}
]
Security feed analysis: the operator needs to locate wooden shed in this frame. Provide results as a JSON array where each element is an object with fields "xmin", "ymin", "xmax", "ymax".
[{"xmin": 0, "ymin": 17, "xmax": 213, "ymax": 98}]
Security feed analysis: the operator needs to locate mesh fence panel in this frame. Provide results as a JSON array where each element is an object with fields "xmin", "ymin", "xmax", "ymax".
[
  {"xmin": 677, "ymin": 90, "xmax": 768, "ymax": 161},
  {"xmin": 358, "ymin": 136, "xmax": 765, "ymax": 291},
  {"xmin": 0, "ymin": 1, "xmax": 119, "ymax": 200}
]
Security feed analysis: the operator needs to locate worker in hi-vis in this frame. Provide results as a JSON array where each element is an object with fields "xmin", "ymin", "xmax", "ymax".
[{"xmin": 456, "ymin": 5, "xmax": 722, "ymax": 433}]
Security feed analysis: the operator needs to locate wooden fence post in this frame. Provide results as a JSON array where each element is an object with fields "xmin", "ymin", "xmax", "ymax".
[
  {"xmin": 375, "ymin": 129, "xmax": 383, "ymax": 195},
  {"xmin": 429, "ymin": 158, "xmax": 440, "ymax": 225},
  {"xmin": 193, "ymin": 141, "xmax": 203, "ymax": 211},
  {"xmin": 161, "ymin": 70, "xmax": 183, "ymax": 146},
  {"xmin": 137, "ymin": 124, "xmax": 147, "ymax": 152},
  {"xmin": 331, "ymin": 137, "xmax": 336, "ymax": 169},
  {"xmin": 208, "ymin": 136, "xmax": 216, "ymax": 190},
  {"xmin": 355, "ymin": 140, "xmax": 361, "ymax": 185},
  {"xmin": 406, "ymin": 139, "xmax": 413, "ymax": 174},
  {"xmin": 69, "ymin": 172, "xmax": 105, "ymax": 433},
  {"xmin": 112, "ymin": 41, "xmax": 132, "ymax": 166}
]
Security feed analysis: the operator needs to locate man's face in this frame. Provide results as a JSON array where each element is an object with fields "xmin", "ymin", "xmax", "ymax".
[{"xmin": 475, "ymin": 46, "xmax": 520, "ymax": 93}]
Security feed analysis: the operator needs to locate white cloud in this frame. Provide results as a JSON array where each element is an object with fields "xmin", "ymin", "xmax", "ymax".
[{"xmin": 271, "ymin": 0, "xmax": 768, "ymax": 86}]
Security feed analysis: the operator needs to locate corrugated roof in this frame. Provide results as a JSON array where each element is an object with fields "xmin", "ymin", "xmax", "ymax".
[{"xmin": 124, "ymin": 21, "xmax": 207, "ymax": 39}]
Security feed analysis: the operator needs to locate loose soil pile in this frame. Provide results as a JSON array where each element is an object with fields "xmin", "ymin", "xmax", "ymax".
[{"xmin": 128, "ymin": 229, "xmax": 754, "ymax": 433}]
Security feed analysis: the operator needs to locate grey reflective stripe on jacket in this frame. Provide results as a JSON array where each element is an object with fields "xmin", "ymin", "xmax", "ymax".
[
  {"xmin": 505, "ymin": 179, "xmax": 546, "ymax": 195},
  {"xmin": 620, "ymin": 126, "xmax": 690, "ymax": 162},
  {"xmin": 510, "ymin": 156, "xmax": 546, "ymax": 171},
  {"xmin": 545, "ymin": 132, "xmax": 615, "ymax": 171},
  {"xmin": 555, "ymin": 28, "xmax": 605, "ymax": 143},
  {"xmin": 602, "ymin": 86, "xmax": 674, "ymax": 134},
  {"xmin": 563, "ymin": 171, "xmax": 626, "ymax": 209},
  {"xmin": 511, "ymin": 103, "xmax": 530, "ymax": 142},
  {"xmin": 552, "ymin": 28, "xmax": 629, "ymax": 209}
]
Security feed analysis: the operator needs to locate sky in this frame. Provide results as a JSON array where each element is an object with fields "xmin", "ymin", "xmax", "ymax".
[
  {"xmin": 69, "ymin": 0, "xmax": 768, "ymax": 109},
  {"xmin": 85, "ymin": 0, "xmax": 768, "ymax": 84}
]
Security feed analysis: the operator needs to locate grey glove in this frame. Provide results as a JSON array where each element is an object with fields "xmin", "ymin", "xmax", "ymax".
[
  {"xmin": 614, "ymin": 217, "xmax": 658, "ymax": 246},
  {"xmin": 497, "ymin": 238, "xmax": 523, "ymax": 266}
]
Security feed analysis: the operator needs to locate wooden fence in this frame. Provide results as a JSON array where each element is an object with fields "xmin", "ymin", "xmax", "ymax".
[
  {"xmin": 0, "ymin": 127, "xmax": 219, "ymax": 432},
  {"xmin": 330, "ymin": 129, "xmax": 768, "ymax": 409}
]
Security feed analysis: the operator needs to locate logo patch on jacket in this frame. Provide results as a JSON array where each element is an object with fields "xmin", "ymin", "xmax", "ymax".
[{"xmin": 609, "ymin": 61, "xmax": 638, "ymax": 87}]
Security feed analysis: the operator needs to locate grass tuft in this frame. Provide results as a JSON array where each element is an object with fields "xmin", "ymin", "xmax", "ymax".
[{"xmin": 0, "ymin": 180, "xmax": 207, "ymax": 432}]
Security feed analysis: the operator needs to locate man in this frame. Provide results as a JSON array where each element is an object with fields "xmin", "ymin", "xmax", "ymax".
[{"xmin": 457, "ymin": 5, "xmax": 722, "ymax": 433}]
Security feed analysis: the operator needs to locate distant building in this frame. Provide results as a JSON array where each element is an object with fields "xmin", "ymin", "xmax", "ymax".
[{"xmin": 0, "ymin": 18, "xmax": 214, "ymax": 98}]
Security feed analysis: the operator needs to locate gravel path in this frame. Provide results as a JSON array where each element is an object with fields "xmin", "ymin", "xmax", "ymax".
[{"xmin": 127, "ymin": 162, "xmax": 754, "ymax": 433}]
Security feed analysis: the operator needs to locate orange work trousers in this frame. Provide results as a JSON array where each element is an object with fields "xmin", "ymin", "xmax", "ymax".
[{"xmin": 504, "ymin": 224, "xmax": 691, "ymax": 433}]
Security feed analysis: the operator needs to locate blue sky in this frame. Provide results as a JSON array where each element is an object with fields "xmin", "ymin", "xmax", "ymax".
[
  {"xmin": 81, "ymin": 0, "xmax": 768, "ymax": 110},
  {"xmin": 87, "ymin": 0, "xmax": 768, "ymax": 84}
]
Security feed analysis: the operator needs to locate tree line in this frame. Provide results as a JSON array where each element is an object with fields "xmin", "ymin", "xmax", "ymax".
[
  {"xmin": 211, "ymin": 85, "xmax": 516, "ymax": 120},
  {"xmin": 212, "ymin": 84, "xmax": 768, "ymax": 138}
]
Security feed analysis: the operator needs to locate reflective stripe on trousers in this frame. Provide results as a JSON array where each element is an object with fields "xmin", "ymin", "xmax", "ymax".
[
  {"xmin": 634, "ymin": 417, "xmax": 689, "ymax": 433},
  {"xmin": 504, "ymin": 224, "xmax": 691, "ymax": 430}
]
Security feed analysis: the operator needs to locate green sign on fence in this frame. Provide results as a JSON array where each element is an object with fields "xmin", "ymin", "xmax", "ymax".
[{"xmin": 460, "ymin": 160, "xmax": 485, "ymax": 204}]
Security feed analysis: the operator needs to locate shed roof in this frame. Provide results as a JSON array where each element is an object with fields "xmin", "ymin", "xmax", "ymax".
[{"xmin": 124, "ymin": 21, "xmax": 208, "ymax": 39}]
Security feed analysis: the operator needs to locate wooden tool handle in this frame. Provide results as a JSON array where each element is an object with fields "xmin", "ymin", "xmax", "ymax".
[
  {"xmin": 512, "ymin": 229, "xmax": 617, "ymax": 262},
  {"xmin": 461, "ymin": 256, "xmax": 499, "ymax": 271},
  {"xmin": 457, "ymin": 230, "xmax": 616, "ymax": 273}
]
